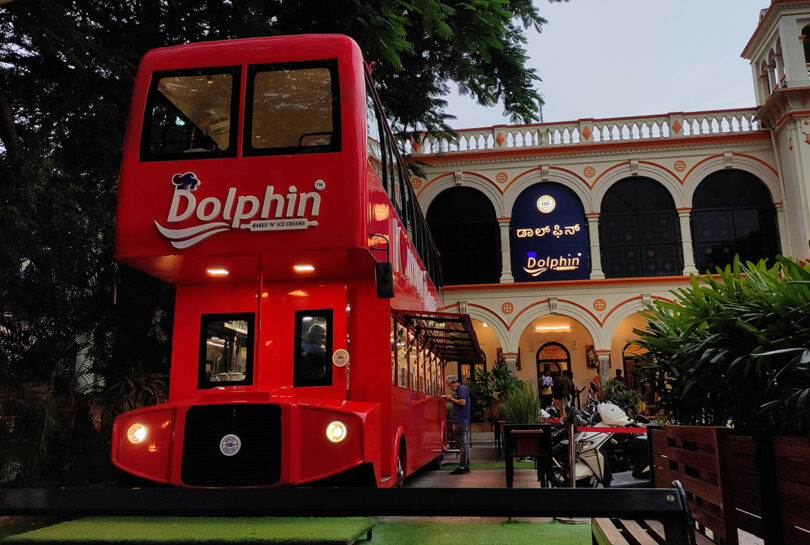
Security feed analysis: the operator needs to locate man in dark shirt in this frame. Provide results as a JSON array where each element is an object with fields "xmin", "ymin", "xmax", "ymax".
[
  {"xmin": 615, "ymin": 368, "xmax": 628, "ymax": 387},
  {"xmin": 442, "ymin": 375, "xmax": 471, "ymax": 474}
]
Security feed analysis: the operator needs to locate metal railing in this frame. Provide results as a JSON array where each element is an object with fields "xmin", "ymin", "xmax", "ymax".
[{"xmin": 1, "ymin": 485, "xmax": 695, "ymax": 544}]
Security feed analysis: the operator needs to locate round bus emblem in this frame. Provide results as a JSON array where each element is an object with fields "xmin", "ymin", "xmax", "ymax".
[
  {"xmin": 537, "ymin": 195, "xmax": 556, "ymax": 213},
  {"xmin": 333, "ymin": 348, "xmax": 350, "ymax": 367},
  {"xmin": 219, "ymin": 434, "xmax": 242, "ymax": 456}
]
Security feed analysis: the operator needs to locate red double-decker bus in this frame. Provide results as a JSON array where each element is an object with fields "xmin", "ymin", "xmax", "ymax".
[{"xmin": 110, "ymin": 34, "xmax": 482, "ymax": 488}]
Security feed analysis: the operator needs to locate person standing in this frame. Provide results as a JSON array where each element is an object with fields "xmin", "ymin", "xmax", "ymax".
[
  {"xmin": 442, "ymin": 375, "xmax": 471, "ymax": 474},
  {"xmin": 539, "ymin": 368, "xmax": 554, "ymax": 409},
  {"xmin": 615, "ymin": 368, "xmax": 628, "ymax": 388},
  {"xmin": 558, "ymin": 370, "xmax": 574, "ymax": 410},
  {"xmin": 589, "ymin": 372, "xmax": 602, "ymax": 402}
]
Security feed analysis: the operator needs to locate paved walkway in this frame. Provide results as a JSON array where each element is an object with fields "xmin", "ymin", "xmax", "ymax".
[
  {"xmin": 395, "ymin": 441, "xmax": 763, "ymax": 544},
  {"xmin": 405, "ymin": 444, "xmax": 543, "ymax": 489},
  {"xmin": 383, "ymin": 443, "xmax": 553, "ymax": 523}
]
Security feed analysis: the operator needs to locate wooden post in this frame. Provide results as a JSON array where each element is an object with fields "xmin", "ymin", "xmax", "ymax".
[
  {"xmin": 714, "ymin": 428, "xmax": 738, "ymax": 545},
  {"xmin": 753, "ymin": 433, "xmax": 785, "ymax": 545},
  {"xmin": 505, "ymin": 427, "xmax": 514, "ymax": 488}
]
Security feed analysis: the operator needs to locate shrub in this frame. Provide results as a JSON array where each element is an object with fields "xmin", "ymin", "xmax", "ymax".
[
  {"xmin": 600, "ymin": 378, "xmax": 642, "ymax": 416},
  {"xmin": 632, "ymin": 256, "xmax": 810, "ymax": 432},
  {"xmin": 498, "ymin": 381, "xmax": 540, "ymax": 424},
  {"xmin": 468, "ymin": 363, "xmax": 521, "ymax": 418}
]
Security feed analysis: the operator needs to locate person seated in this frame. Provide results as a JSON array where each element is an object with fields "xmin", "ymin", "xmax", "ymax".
[{"xmin": 301, "ymin": 324, "xmax": 327, "ymax": 380}]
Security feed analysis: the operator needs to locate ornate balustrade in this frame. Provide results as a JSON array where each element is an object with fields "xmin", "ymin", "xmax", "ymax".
[{"xmin": 400, "ymin": 108, "xmax": 761, "ymax": 155}]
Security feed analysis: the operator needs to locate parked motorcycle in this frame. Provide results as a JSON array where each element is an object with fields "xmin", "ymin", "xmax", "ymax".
[{"xmin": 547, "ymin": 402, "xmax": 649, "ymax": 488}]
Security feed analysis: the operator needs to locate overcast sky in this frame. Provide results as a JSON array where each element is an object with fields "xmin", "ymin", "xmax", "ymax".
[{"xmin": 446, "ymin": 0, "xmax": 769, "ymax": 129}]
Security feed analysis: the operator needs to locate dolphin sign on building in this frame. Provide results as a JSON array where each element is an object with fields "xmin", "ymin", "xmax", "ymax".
[{"xmin": 510, "ymin": 183, "xmax": 590, "ymax": 282}]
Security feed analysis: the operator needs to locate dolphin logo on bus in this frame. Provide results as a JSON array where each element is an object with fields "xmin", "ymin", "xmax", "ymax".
[{"xmin": 155, "ymin": 173, "xmax": 324, "ymax": 249}]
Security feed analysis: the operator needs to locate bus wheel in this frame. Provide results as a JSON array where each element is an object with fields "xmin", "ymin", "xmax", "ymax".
[{"xmin": 395, "ymin": 451, "xmax": 405, "ymax": 488}]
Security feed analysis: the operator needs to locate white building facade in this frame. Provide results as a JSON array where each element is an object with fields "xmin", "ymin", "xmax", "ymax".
[{"xmin": 404, "ymin": 0, "xmax": 810, "ymax": 398}]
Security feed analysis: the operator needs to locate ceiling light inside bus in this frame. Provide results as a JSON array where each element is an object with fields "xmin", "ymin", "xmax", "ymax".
[
  {"xmin": 206, "ymin": 268, "xmax": 229, "ymax": 277},
  {"xmin": 326, "ymin": 421, "xmax": 347, "ymax": 443},
  {"xmin": 293, "ymin": 264, "xmax": 315, "ymax": 273},
  {"xmin": 127, "ymin": 423, "xmax": 148, "ymax": 445}
]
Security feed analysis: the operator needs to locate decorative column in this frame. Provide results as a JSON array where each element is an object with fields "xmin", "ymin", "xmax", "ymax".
[
  {"xmin": 502, "ymin": 353, "xmax": 518, "ymax": 374},
  {"xmin": 586, "ymin": 214, "xmax": 605, "ymax": 279},
  {"xmin": 775, "ymin": 202, "xmax": 791, "ymax": 257},
  {"xmin": 678, "ymin": 209, "xmax": 698, "ymax": 275},
  {"xmin": 596, "ymin": 350, "xmax": 611, "ymax": 382},
  {"xmin": 498, "ymin": 218, "xmax": 514, "ymax": 283}
]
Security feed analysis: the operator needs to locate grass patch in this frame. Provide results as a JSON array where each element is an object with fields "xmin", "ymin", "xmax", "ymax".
[
  {"xmin": 371, "ymin": 521, "xmax": 589, "ymax": 545},
  {"xmin": 1, "ymin": 517, "xmax": 374, "ymax": 544},
  {"xmin": 441, "ymin": 461, "xmax": 535, "ymax": 470},
  {"xmin": 0, "ymin": 518, "xmax": 67, "ymax": 541}
]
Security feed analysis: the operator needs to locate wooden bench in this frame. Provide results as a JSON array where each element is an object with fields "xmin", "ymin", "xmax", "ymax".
[
  {"xmin": 593, "ymin": 517, "xmax": 715, "ymax": 545},
  {"xmin": 594, "ymin": 426, "xmax": 810, "ymax": 545}
]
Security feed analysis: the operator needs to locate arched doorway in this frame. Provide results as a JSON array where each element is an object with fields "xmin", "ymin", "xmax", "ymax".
[
  {"xmin": 426, "ymin": 187, "xmax": 500, "ymax": 285},
  {"xmin": 622, "ymin": 342, "xmax": 647, "ymax": 391},
  {"xmin": 535, "ymin": 341, "xmax": 570, "ymax": 390}
]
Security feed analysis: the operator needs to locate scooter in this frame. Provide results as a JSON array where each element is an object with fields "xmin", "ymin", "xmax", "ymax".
[{"xmin": 547, "ymin": 402, "xmax": 648, "ymax": 488}]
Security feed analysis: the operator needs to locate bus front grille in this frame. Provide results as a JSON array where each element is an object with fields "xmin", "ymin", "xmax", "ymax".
[{"xmin": 181, "ymin": 403, "xmax": 281, "ymax": 487}]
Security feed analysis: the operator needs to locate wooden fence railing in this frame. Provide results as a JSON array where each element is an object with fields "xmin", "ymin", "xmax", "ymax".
[{"xmin": 650, "ymin": 426, "xmax": 810, "ymax": 545}]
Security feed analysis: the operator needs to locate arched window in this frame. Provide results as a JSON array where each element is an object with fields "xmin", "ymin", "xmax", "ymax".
[
  {"xmin": 426, "ymin": 187, "xmax": 500, "ymax": 285},
  {"xmin": 774, "ymin": 40, "xmax": 785, "ymax": 86},
  {"xmin": 802, "ymin": 25, "xmax": 810, "ymax": 74},
  {"xmin": 761, "ymin": 59, "xmax": 771, "ymax": 96},
  {"xmin": 600, "ymin": 177, "xmax": 682, "ymax": 278},
  {"xmin": 691, "ymin": 169, "xmax": 780, "ymax": 272}
]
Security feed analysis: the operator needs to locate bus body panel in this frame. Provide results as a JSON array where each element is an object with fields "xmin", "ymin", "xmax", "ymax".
[{"xmin": 115, "ymin": 35, "xmax": 368, "ymax": 285}]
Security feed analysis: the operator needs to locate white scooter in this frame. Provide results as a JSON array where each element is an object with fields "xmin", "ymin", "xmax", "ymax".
[{"xmin": 548, "ymin": 402, "xmax": 642, "ymax": 488}]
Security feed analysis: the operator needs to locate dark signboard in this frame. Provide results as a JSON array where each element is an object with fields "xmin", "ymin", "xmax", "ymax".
[{"xmin": 510, "ymin": 183, "xmax": 589, "ymax": 282}]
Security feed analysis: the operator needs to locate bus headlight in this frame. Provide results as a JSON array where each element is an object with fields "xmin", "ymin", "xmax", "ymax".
[
  {"xmin": 127, "ymin": 423, "xmax": 148, "ymax": 445},
  {"xmin": 326, "ymin": 420, "xmax": 347, "ymax": 443}
]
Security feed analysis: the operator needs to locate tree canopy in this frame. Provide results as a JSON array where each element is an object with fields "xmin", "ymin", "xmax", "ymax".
[{"xmin": 0, "ymin": 0, "xmax": 561, "ymax": 484}]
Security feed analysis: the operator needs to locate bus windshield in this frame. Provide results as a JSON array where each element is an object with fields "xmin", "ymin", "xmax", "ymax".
[
  {"xmin": 198, "ymin": 313, "xmax": 254, "ymax": 388},
  {"xmin": 245, "ymin": 59, "xmax": 341, "ymax": 156},
  {"xmin": 141, "ymin": 68, "xmax": 239, "ymax": 161}
]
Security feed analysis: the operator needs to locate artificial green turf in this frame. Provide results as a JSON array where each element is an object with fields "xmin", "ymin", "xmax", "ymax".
[
  {"xmin": 1, "ymin": 519, "xmax": 589, "ymax": 545},
  {"xmin": 1, "ymin": 517, "xmax": 375, "ymax": 544},
  {"xmin": 371, "ymin": 521, "xmax": 589, "ymax": 545},
  {"xmin": 440, "ymin": 461, "xmax": 535, "ymax": 470}
]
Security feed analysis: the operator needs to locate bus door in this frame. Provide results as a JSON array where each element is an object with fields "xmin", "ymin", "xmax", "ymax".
[{"xmin": 282, "ymin": 284, "xmax": 348, "ymax": 397}]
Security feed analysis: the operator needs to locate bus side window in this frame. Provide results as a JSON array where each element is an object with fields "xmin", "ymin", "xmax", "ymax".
[
  {"xmin": 366, "ymin": 81, "xmax": 385, "ymax": 188},
  {"xmin": 294, "ymin": 309, "xmax": 333, "ymax": 387},
  {"xmin": 419, "ymin": 347, "xmax": 427, "ymax": 393},
  {"xmin": 382, "ymin": 130, "xmax": 403, "ymax": 218},
  {"xmin": 407, "ymin": 330, "xmax": 416, "ymax": 391},
  {"xmin": 399, "ymin": 163, "xmax": 416, "ymax": 240},
  {"xmin": 198, "ymin": 313, "xmax": 254, "ymax": 389},
  {"xmin": 395, "ymin": 321, "xmax": 408, "ymax": 387},
  {"xmin": 391, "ymin": 317, "xmax": 396, "ymax": 385}
]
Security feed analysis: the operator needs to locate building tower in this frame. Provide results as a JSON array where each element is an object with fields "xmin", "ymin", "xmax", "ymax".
[{"xmin": 743, "ymin": 0, "xmax": 810, "ymax": 259}]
